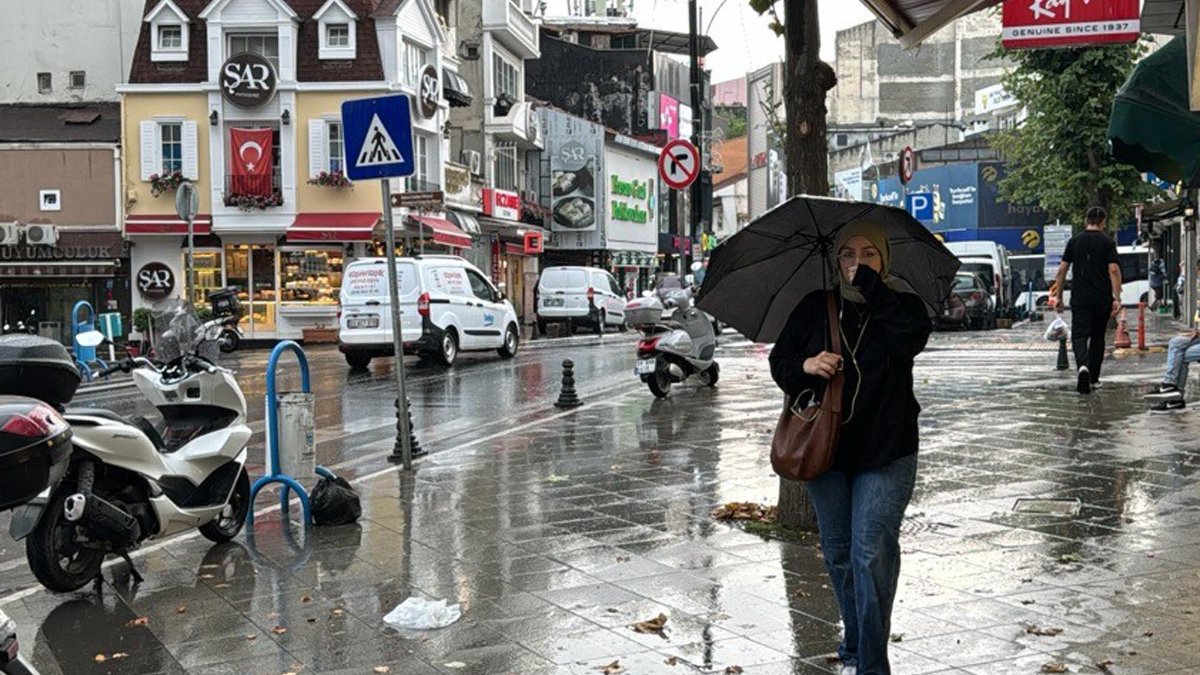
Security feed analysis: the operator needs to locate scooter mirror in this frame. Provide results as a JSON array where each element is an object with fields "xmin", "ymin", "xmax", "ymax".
[{"xmin": 77, "ymin": 330, "xmax": 106, "ymax": 347}]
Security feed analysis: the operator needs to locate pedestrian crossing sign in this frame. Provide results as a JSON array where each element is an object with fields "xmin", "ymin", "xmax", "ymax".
[{"xmin": 341, "ymin": 94, "xmax": 415, "ymax": 181}]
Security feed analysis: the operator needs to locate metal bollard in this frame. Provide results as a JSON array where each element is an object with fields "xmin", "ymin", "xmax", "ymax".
[
  {"xmin": 1056, "ymin": 338, "xmax": 1069, "ymax": 371},
  {"xmin": 1138, "ymin": 301, "xmax": 1147, "ymax": 351},
  {"xmin": 554, "ymin": 359, "xmax": 583, "ymax": 409},
  {"xmin": 388, "ymin": 397, "xmax": 425, "ymax": 464}
]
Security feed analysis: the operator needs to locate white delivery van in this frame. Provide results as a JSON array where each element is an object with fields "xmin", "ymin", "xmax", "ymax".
[
  {"xmin": 337, "ymin": 255, "xmax": 520, "ymax": 369},
  {"xmin": 535, "ymin": 266, "xmax": 628, "ymax": 335},
  {"xmin": 945, "ymin": 241, "xmax": 1013, "ymax": 315}
]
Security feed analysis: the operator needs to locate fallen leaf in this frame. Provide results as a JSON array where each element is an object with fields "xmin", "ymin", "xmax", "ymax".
[
  {"xmin": 214, "ymin": 583, "xmax": 231, "ymax": 589},
  {"xmin": 126, "ymin": 616, "xmax": 150, "ymax": 627},
  {"xmin": 1143, "ymin": 631, "xmax": 1154, "ymax": 637},
  {"xmin": 616, "ymin": 555, "xmax": 631, "ymax": 563},
  {"xmin": 632, "ymin": 613, "xmax": 669, "ymax": 634},
  {"xmin": 1020, "ymin": 599, "xmax": 1037, "ymax": 605},
  {"xmin": 443, "ymin": 662, "xmax": 467, "ymax": 669},
  {"xmin": 175, "ymin": 605, "xmax": 187, "ymax": 614},
  {"xmin": 710, "ymin": 502, "xmax": 778, "ymax": 523},
  {"xmin": 1041, "ymin": 663, "xmax": 1068, "ymax": 673},
  {"xmin": 373, "ymin": 667, "xmax": 391, "ymax": 674},
  {"xmin": 794, "ymin": 590, "xmax": 810, "ymax": 598},
  {"xmin": 331, "ymin": 608, "xmax": 345, "ymax": 616},
  {"xmin": 112, "ymin": 653, "xmax": 129, "ymax": 660},
  {"xmin": 545, "ymin": 474, "xmax": 570, "ymax": 483},
  {"xmin": 306, "ymin": 618, "xmax": 317, "ymax": 624},
  {"xmin": 824, "ymin": 653, "xmax": 842, "ymax": 664},
  {"xmin": 94, "ymin": 654, "xmax": 107, "ymax": 663},
  {"xmin": 1026, "ymin": 625, "xmax": 1065, "ymax": 637},
  {"xmin": 1124, "ymin": 649, "xmax": 1140, "ymax": 656},
  {"xmin": 606, "ymin": 608, "xmax": 620, "ymax": 614},
  {"xmin": 724, "ymin": 667, "xmax": 744, "ymax": 674},
  {"xmin": 271, "ymin": 625, "xmax": 288, "ymax": 635},
  {"xmin": 245, "ymin": 635, "xmax": 258, "ymax": 641},
  {"xmin": 595, "ymin": 661, "xmax": 625, "ymax": 674},
  {"xmin": 1058, "ymin": 553, "xmax": 1083, "ymax": 564},
  {"xmin": 200, "ymin": 573, "xmax": 215, "ymax": 579},
  {"xmin": 301, "ymin": 594, "xmax": 312, "ymax": 603},
  {"xmin": 889, "ymin": 633, "xmax": 904, "ymax": 642},
  {"xmin": 664, "ymin": 656, "xmax": 679, "ymax": 666},
  {"xmin": 1095, "ymin": 659, "xmax": 1115, "ymax": 673}
]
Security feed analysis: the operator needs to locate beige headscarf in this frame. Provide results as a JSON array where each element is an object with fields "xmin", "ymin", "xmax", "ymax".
[{"xmin": 835, "ymin": 220, "xmax": 903, "ymax": 304}]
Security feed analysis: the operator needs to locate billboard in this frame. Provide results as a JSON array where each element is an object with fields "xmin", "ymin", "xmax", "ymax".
[
  {"xmin": 544, "ymin": 108, "xmax": 605, "ymax": 236},
  {"xmin": 1002, "ymin": 0, "xmax": 1139, "ymax": 50},
  {"xmin": 658, "ymin": 94, "xmax": 681, "ymax": 140}
]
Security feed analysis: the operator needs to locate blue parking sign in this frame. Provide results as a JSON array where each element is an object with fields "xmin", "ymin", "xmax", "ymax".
[
  {"xmin": 341, "ymin": 94, "xmax": 415, "ymax": 181},
  {"xmin": 906, "ymin": 192, "xmax": 934, "ymax": 222}
]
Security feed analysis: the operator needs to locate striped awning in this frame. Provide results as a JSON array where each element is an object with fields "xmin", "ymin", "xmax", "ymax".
[
  {"xmin": 288, "ymin": 212, "xmax": 380, "ymax": 242},
  {"xmin": 408, "ymin": 216, "xmax": 473, "ymax": 249},
  {"xmin": 0, "ymin": 261, "xmax": 117, "ymax": 277},
  {"xmin": 126, "ymin": 214, "xmax": 213, "ymax": 235}
]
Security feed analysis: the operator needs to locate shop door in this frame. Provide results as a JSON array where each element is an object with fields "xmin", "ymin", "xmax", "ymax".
[{"xmin": 224, "ymin": 244, "xmax": 277, "ymax": 338}]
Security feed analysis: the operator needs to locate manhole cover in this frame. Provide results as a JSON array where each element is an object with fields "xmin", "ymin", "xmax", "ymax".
[{"xmin": 1012, "ymin": 498, "xmax": 1081, "ymax": 516}]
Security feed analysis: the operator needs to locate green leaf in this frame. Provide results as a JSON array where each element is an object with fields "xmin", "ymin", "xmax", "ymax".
[{"xmin": 748, "ymin": 0, "xmax": 776, "ymax": 16}]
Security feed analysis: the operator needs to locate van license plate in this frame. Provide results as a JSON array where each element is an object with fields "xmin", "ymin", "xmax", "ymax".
[
  {"xmin": 545, "ymin": 298, "xmax": 564, "ymax": 307},
  {"xmin": 348, "ymin": 317, "xmax": 379, "ymax": 329},
  {"xmin": 635, "ymin": 359, "xmax": 657, "ymax": 375}
]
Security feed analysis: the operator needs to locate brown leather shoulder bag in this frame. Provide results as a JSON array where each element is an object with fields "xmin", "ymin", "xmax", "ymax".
[{"xmin": 770, "ymin": 293, "xmax": 843, "ymax": 481}]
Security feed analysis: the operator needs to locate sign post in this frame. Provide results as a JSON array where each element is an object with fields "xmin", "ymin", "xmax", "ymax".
[
  {"xmin": 658, "ymin": 139, "xmax": 701, "ymax": 191},
  {"xmin": 175, "ymin": 181, "xmax": 199, "ymax": 306},
  {"xmin": 342, "ymin": 94, "xmax": 417, "ymax": 470},
  {"xmin": 1044, "ymin": 222, "xmax": 1073, "ymax": 289}
]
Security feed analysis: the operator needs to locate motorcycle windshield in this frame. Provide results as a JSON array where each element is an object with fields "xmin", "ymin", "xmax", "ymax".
[{"xmin": 150, "ymin": 301, "xmax": 220, "ymax": 364}]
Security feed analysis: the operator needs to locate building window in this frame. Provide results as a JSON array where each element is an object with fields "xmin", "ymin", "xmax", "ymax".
[
  {"xmin": 39, "ymin": 190, "xmax": 62, "ymax": 212},
  {"xmin": 494, "ymin": 143, "xmax": 518, "ymax": 192},
  {"xmin": 403, "ymin": 42, "xmax": 427, "ymax": 88},
  {"xmin": 280, "ymin": 249, "xmax": 344, "ymax": 305},
  {"xmin": 326, "ymin": 24, "xmax": 350, "ymax": 47},
  {"xmin": 69, "ymin": 71, "xmax": 86, "ymax": 89},
  {"xmin": 228, "ymin": 33, "xmax": 279, "ymax": 71},
  {"xmin": 37, "ymin": 73, "xmax": 51, "ymax": 94},
  {"xmin": 158, "ymin": 25, "xmax": 183, "ymax": 50},
  {"xmin": 406, "ymin": 135, "xmax": 430, "ymax": 191},
  {"xmin": 836, "ymin": 133, "xmax": 848, "ymax": 147},
  {"xmin": 327, "ymin": 122, "xmax": 344, "ymax": 173},
  {"xmin": 493, "ymin": 54, "xmax": 518, "ymax": 100},
  {"xmin": 160, "ymin": 122, "xmax": 183, "ymax": 174}
]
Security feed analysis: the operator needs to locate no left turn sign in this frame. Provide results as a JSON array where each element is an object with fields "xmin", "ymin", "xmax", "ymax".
[{"xmin": 658, "ymin": 139, "xmax": 700, "ymax": 190}]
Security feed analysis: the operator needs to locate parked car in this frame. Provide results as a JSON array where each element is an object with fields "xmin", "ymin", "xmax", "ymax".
[
  {"xmin": 536, "ymin": 266, "xmax": 628, "ymax": 335},
  {"xmin": 338, "ymin": 255, "xmax": 520, "ymax": 369},
  {"xmin": 945, "ymin": 241, "xmax": 1013, "ymax": 317},
  {"xmin": 934, "ymin": 289, "xmax": 969, "ymax": 331},
  {"xmin": 953, "ymin": 272, "xmax": 997, "ymax": 329}
]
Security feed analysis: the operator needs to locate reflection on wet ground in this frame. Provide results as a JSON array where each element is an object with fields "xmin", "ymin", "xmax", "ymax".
[{"xmin": 4, "ymin": 327, "xmax": 1200, "ymax": 674}]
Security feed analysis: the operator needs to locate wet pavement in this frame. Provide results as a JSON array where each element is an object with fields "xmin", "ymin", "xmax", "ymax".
[{"xmin": 4, "ymin": 318, "xmax": 1200, "ymax": 674}]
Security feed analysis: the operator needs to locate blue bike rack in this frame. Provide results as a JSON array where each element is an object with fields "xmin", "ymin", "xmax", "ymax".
[
  {"xmin": 71, "ymin": 300, "xmax": 107, "ymax": 381},
  {"xmin": 247, "ymin": 341, "xmax": 334, "ymax": 527}
]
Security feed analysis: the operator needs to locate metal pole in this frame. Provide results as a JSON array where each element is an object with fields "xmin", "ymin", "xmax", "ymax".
[
  {"xmin": 1187, "ymin": 192, "xmax": 1197, "ymax": 326},
  {"xmin": 687, "ymin": 0, "xmax": 702, "ymax": 270},
  {"xmin": 186, "ymin": 215, "xmax": 195, "ymax": 306},
  {"xmin": 382, "ymin": 180, "xmax": 413, "ymax": 470}
]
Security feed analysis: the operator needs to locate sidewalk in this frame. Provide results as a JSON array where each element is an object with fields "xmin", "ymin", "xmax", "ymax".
[{"xmin": 6, "ymin": 337, "xmax": 1200, "ymax": 674}]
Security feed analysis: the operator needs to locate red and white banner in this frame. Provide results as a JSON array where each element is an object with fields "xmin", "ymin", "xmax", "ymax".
[
  {"xmin": 482, "ymin": 187, "xmax": 521, "ymax": 222},
  {"xmin": 229, "ymin": 128, "xmax": 274, "ymax": 197},
  {"xmin": 1002, "ymin": 0, "xmax": 1139, "ymax": 50}
]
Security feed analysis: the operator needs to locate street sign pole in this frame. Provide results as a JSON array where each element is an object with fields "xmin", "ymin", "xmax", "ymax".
[
  {"xmin": 381, "ymin": 179, "xmax": 413, "ymax": 470},
  {"xmin": 175, "ymin": 181, "xmax": 199, "ymax": 306}
]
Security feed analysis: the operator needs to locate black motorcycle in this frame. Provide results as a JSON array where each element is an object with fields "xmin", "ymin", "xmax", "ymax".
[{"xmin": 207, "ymin": 288, "xmax": 244, "ymax": 353}]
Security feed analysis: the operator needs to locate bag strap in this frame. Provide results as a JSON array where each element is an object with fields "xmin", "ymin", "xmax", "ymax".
[{"xmin": 826, "ymin": 292, "xmax": 842, "ymax": 357}]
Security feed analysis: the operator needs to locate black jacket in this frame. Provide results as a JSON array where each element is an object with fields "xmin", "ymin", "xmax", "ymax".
[{"xmin": 769, "ymin": 273, "xmax": 931, "ymax": 474}]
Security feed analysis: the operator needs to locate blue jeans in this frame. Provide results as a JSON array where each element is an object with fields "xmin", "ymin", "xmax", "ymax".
[
  {"xmin": 805, "ymin": 453, "xmax": 918, "ymax": 675},
  {"xmin": 1163, "ymin": 335, "xmax": 1200, "ymax": 389}
]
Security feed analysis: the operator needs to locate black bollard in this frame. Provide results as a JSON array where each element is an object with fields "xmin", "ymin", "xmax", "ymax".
[
  {"xmin": 554, "ymin": 359, "xmax": 583, "ymax": 409},
  {"xmin": 388, "ymin": 396, "xmax": 425, "ymax": 465},
  {"xmin": 1056, "ymin": 338, "xmax": 1069, "ymax": 371}
]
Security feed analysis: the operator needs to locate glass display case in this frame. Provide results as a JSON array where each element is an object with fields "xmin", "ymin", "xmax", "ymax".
[
  {"xmin": 279, "ymin": 249, "xmax": 343, "ymax": 306},
  {"xmin": 190, "ymin": 250, "xmax": 224, "ymax": 307}
]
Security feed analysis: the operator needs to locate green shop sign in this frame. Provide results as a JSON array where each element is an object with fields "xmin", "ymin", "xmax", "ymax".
[{"xmin": 610, "ymin": 174, "xmax": 652, "ymax": 224}]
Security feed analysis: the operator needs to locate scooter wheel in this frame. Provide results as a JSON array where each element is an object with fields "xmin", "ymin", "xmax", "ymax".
[
  {"xmin": 648, "ymin": 369, "xmax": 671, "ymax": 398},
  {"xmin": 200, "ymin": 468, "xmax": 250, "ymax": 543},
  {"xmin": 699, "ymin": 362, "xmax": 720, "ymax": 387},
  {"xmin": 26, "ymin": 486, "xmax": 105, "ymax": 593},
  {"xmin": 219, "ymin": 330, "xmax": 240, "ymax": 353}
]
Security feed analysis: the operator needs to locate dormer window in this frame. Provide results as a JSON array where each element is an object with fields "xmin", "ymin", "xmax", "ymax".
[
  {"xmin": 146, "ymin": 0, "xmax": 189, "ymax": 62},
  {"xmin": 315, "ymin": 0, "xmax": 357, "ymax": 60}
]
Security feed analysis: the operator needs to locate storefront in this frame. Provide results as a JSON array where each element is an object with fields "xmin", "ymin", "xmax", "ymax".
[
  {"xmin": 477, "ymin": 187, "xmax": 544, "ymax": 329},
  {"xmin": 0, "ymin": 231, "xmax": 128, "ymax": 344}
]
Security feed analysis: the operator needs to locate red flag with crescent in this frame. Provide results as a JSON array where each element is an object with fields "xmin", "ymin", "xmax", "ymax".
[{"xmin": 229, "ymin": 128, "xmax": 274, "ymax": 197}]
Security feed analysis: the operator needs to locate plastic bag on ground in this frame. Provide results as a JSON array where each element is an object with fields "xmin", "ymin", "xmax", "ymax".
[
  {"xmin": 310, "ymin": 474, "xmax": 361, "ymax": 526},
  {"xmin": 383, "ymin": 597, "xmax": 462, "ymax": 630},
  {"xmin": 1044, "ymin": 316, "xmax": 1069, "ymax": 342}
]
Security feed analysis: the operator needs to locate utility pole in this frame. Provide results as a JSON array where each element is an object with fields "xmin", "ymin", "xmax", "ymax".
[{"xmin": 688, "ymin": 0, "xmax": 702, "ymax": 268}]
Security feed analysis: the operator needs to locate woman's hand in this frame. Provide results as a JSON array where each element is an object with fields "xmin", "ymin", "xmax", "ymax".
[{"xmin": 803, "ymin": 351, "xmax": 842, "ymax": 379}]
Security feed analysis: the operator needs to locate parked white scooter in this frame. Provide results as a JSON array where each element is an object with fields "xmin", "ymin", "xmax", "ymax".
[
  {"xmin": 624, "ymin": 274, "xmax": 719, "ymax": 398},
  {"xmin": 10, "ymin": 303, "xmax": 253, "ymax": 592}
]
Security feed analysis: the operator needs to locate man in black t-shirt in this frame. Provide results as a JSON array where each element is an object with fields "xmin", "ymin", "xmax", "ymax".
[{"xmin": 1053, "ymin": 207, "xmax": 1122, "ymax": 394}]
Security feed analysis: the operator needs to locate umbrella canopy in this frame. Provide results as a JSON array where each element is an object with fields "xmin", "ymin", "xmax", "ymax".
[
  {"xmin": 696, "ymin": 196, "xmax": 959, "ymax": 343},
  {"xmin": 1109, "ymin": 36, "xmax": 1200, "ymax": 186}
]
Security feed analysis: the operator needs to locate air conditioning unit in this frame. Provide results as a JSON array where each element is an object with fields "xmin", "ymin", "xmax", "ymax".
[
  {"xmin": 0, "ymin": 223, "xmax": 19, "ymax": 246},
  {"xmin": 461, "ymin": 150, "xmax": 483, "ymax": 176},
  {"xmin": 24, "ymin": 223, "xmax": 58, "ymax": 246}
]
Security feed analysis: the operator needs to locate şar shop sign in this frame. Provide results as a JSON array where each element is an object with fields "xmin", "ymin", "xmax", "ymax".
[{"xmin": 1002, "ymin": 0, "xmax": 1139, "ymax": 50}]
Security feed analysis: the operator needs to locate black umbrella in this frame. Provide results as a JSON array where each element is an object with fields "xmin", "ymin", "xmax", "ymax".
[{"xmin": 696, "ymin": 196, "xmax": 959, "ymax": 343}]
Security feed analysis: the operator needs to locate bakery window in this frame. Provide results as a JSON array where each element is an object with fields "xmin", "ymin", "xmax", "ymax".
[
  {"xmin": 279, "ymin": 248, "xmax": 343, "ymax": 305},
  {"xmin": 192, "ymin": 250, "xmax": 225, "ymax": 308}
]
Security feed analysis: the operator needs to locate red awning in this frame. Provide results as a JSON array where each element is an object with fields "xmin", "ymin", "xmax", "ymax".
[
  {"xmin": 288, "ymin": 212, "xmax": 380, "ymax": 242},
  {"xmin": 409, "ymin": 216, "xmax": 473, "ymax": 249},
  {"xmin": 125, "ymin": 214, "xmax": 212, "ymax": 235}
]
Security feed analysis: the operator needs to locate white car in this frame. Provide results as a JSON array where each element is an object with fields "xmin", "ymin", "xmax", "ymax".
[
  {"xmin": 338, "ymin": 255, "xmax": 520, "ymax": 369},
  {"xmin": 536, "ymin": 266, "xmax": 628, "ymax": 335}
]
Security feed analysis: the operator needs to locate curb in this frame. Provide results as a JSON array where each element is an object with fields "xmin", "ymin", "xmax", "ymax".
[{"xmin": 524, "ymin": 332, "xmax": 637, "ymax": 351}]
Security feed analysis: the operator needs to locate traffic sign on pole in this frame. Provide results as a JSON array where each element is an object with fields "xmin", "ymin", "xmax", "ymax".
[
  {"xmin": 341, "ymin": 94, "xmax": 417, "ymax": 470},
  {"xmin": 898, "ymin": 146, "xmax": 915, "ymax": 184},
  {"xmin": 906, "ymin": 192, "xmax": 934, "ymax": 221},
  {"xmin": 658, "ymin": 139, "xmax": 700, "ymax": 190}
]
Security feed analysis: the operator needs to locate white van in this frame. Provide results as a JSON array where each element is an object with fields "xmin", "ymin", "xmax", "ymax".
[
  {"xmin": 945, "ymin": 241, "xmax": 1013, "ymax": 315},
  {"xmin": 536, "ymin": 266, "xmax": 628, "ymax": 335},
  {"xmin": 338, "ymin": 255, "xmax": 519, "ymax": 369}
]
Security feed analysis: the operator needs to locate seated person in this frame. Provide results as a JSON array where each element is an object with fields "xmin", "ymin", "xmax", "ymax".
[{"xmin": 1145, "ymin": 328, "xmax": 1200, "ymax": 412}]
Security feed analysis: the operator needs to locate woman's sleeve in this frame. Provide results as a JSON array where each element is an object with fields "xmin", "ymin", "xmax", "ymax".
[
  {"xmin": 868, "ymin": 285, "xmax": 932, "ymax": 359},
  {"xmin": 769, "ymin": 295, "xmax": 825, "ymax": 396}
]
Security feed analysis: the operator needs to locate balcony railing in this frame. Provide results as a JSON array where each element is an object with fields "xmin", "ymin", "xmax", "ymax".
[
  {"xmin": 482, "ymin": 0, "xmax": 539, "ymax": 59},
  {"xmin": 224, "ymin": 174, "xmax": 283, "ymax": 211}
]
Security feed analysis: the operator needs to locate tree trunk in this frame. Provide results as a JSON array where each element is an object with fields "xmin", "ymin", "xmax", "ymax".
[{"xmin": 778, "ymin": 0, "xmax": 838, "ymax": 533}]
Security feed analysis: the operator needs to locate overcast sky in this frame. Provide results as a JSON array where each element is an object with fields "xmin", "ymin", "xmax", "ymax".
[{"xmin": 542, "ymin": 0, "xmax": 879, "ymax": 83}]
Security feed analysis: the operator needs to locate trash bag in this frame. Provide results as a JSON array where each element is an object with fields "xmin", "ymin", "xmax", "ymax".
[
  {"xmin": 383, "ymin": 597, "xmax": 462, "ymax": 630},
  {"xmin": 1044, "ymin": 316, "xmax": 1070, "ymax": 342},
  {"xmin": 310, "ymin": 474, "xmax": 361, "ymax": 526}
]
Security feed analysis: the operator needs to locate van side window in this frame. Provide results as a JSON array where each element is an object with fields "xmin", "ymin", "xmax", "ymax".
[
  {"xmin": 607, "ymin": 274, "xmax": 621, "ymax": 296},
  {"xmin": 466, "ymin": 270, "xmax": 496, "ymax": 302}
]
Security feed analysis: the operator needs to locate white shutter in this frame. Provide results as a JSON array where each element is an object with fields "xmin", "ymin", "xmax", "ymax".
[
  {"xmin": 139, "ymin": 121, "xmax": 158, "ymax": 181},
  {"xmin": 308, "ymin": 119, "xmax": 326, "ymax": 178},
  {"xmin": 181, "ymin": 120, "xmax": 199, "ymax": 179}
]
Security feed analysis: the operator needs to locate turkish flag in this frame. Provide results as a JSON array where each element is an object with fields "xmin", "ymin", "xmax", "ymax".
[{"xmin": 230, "ymin": 128, "xmax": 274, "ymax": 197}]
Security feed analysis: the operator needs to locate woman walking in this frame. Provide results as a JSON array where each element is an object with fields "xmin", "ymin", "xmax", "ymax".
[{"xmin": 768, "ymin": 222, "xmax": 932, "ymax": 675}]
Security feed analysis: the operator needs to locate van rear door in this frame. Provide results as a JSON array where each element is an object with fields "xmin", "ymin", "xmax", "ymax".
[{"xmin": 339, "ymin": 260, "xmax": 422, "ymax": 343}]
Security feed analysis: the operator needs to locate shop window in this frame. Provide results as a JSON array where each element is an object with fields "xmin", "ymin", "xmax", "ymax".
[
  {"xmin": 280, "ymin": 249, "xmax": 343, "ymax": 305},
  {"xmin": 225, "ymin": 244, "xmax": 276, "ymax": 335},
  {"xmin": 191, "ymin": 250, "xmax": 224, "ymax": 308}
]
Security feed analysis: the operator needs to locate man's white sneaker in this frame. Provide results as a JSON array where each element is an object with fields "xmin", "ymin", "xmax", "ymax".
[{"xmin": 839, "ymin": 665, "xmax": 857, "ymax": 675}]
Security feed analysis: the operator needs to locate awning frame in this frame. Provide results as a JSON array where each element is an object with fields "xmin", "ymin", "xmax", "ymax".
[{"xmin": 859, "ymin": 0, "xmax": 1000, "ymax": 48}]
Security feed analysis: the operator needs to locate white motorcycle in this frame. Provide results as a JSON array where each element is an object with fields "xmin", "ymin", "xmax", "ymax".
[
  {"xmin": 624, "ymin": 274, "xmax": 719, "ymax": 398},
  {"xmin": 9, "ymin": 305, "xmax": 253, "ymax": 592}
]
